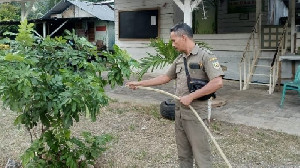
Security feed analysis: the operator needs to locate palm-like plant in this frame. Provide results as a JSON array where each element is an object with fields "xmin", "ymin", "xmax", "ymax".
[
  {"xmin": 139, "ymin": 38, "xmax": 179, "ymax": 77},
  {"xmin": 139, "ymin": 38, "xmax": 211, "ymax": 77}
]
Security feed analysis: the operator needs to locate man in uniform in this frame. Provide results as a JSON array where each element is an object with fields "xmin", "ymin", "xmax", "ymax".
[{"xmin": 127, "ymin": 22, "xmax": 224, "ymax": 167}]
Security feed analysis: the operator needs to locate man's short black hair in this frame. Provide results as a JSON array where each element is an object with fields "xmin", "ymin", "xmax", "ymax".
[{"xmin": 170, "ymin": 22, "xmax": 193, "ymax": 39}]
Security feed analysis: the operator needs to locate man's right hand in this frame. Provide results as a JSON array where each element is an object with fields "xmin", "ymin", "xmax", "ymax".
[
  {"xmin": 126, "ymin": 81, "xmax": 141, "ymax": 90},
  {"xmin": 126, "ymin": 75, "xmax": 171, "ymax": 90}
]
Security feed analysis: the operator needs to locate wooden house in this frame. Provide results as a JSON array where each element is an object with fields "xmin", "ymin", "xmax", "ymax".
[
  {"xmin": 114, "ymin": 0, "xmax": 300, "ymax": 93},
  {"xmin": 37, "ymin": 0, "xmax": 115, "ymax": 50}
]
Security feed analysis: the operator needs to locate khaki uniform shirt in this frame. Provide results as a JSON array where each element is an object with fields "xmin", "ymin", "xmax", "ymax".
[{"xmin": 166, "ymin": 45, "xmax": 224, "ymax": 120}]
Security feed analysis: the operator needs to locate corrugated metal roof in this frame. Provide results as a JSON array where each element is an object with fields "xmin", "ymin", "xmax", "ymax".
[{"xmin": 42, "ymin": 0, "xmax": 114, "ymax": 21}]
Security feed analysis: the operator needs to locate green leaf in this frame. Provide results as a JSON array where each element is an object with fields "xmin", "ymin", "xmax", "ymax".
[
  {"xmin": 14, "ymin": 114, "xmax": 23, "ymax": 126},
  {"xmin": 85, "ymin": 104, "xmax": 90, "ymax": 118},
  {"xmin": 21, "ymin": 149, "xmax": 35, "ymax": 165},
  {"xmin": 65, "ymin": 130, "xmax": 71, "ymax": 139},
  {"xmin": 4, "ymin": 53, "xmax": 24, "ymax": 62},
  {"xmin": 66, "ymin": 156, "xmax": 77, "ymax": 168},
  {"xmin": 71, "ymin": 101, "xmax": 76, "ymax": 112},
  {"xmin": 91, "ymin": 150, "xmax": 99, "ymax": 158},
  {"xmin": 40, "ymin": 113, "xmax": 50, "ymax": 127},
  {"xmin": 138, "ymin": 38, "xmax": 211, "ymax": 78}
]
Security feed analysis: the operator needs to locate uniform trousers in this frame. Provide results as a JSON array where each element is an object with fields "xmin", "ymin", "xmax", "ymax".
[{"xmin": 175, "ymin": 107, "xmax": 212, "ymax": 168}]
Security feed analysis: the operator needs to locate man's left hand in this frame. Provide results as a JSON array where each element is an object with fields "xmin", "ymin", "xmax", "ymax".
[{"xmin": 180, "ymin": 95, "xmax": 194, "ymax": 106}]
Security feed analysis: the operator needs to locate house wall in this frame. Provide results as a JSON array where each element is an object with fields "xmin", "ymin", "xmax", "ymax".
[
  {"xmin": 62, "ymin": 5, "xmax": 94, "ymax": 18},
  {"xmin": 114, "ymin": 0, "xmax": 174, "ymax": 61},
  {"xmin": 114, "ymin": 0, "xmax": 257, "ymax": 77},
  {"xmin": 297, "ymin": 32, "xmax": 300, "ymax": 53},
  {"xmin": 94, "ymin": 20, "xmax": 115, "ymax": 50},
  {"xmin": 173, "ymin": 0, "xmax": 270, "ymax": 34},
  {"xmin": 194, "ymin": 33, "xmax": 297, "ymax": 83},
  {"xmin": 95, "ymin": 21, "xmax": 108, "ymax": 46},
  {"xmin": 107, "ymin": 21, "xmax": 115, "ymax": 50},
  {"xmin": 267, "ymin": 0, "xmax": 288, "ymax": 25},
  {"xmin": 115, "ymin": 0, "xmax": 296, "ymax": 83}
]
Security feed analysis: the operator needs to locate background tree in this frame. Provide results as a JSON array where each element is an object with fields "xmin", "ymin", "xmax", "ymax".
[{"xmin": 0, "ymin": 3, "xmax": 20, "ymax": 37}]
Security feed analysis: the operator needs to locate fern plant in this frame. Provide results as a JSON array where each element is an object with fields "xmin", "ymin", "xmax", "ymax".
[
  {"xmin": 139, "ymin": 38, "xmax": 179, "ymax": 77},
  {"xmin": 139, "ymin": 38, "xmax": 211, "ymax": 77}
]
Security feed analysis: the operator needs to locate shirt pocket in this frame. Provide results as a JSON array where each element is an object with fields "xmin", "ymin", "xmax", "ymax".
[{"xmin": 190, "ymin": 69, "xmax": 202, "ymax": 78}]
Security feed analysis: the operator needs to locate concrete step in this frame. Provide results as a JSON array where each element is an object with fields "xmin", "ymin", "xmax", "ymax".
[
  {"xmin": 249, "ymin": 82, "xmax": 270, "ymax": 86},
  {"xmin": 251, "ymin": 73, "xmax": 270, "ymax": 77},
  {"xmin": 254, "ymin": 65, "xmax": 271, "ymax": 68}
]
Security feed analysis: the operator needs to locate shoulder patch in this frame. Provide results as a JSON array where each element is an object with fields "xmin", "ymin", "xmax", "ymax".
[{"xmin": 212, "ymin": 61, "xmax": 221, "ymax": 70}]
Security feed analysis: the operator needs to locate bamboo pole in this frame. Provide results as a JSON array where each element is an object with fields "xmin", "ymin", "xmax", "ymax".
[
  {"xmin": 134, "ymin": 86, "xmax": 232, "ymax": 168},
  {"xmin": 239, "ymin": 64, "xmax": 242, "ymax": 90}
]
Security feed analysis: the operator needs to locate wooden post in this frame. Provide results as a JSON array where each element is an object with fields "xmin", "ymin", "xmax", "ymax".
[
  {"xmin": 256, "ymin": 0, "xmax": 261, "ymax": 52},
  {"xmin": 278, "ymin": 61, "xmax": 282, "ymax": 91},
  {"xmin": 240, "ymin": 64, "xmax": 242, "ymax": 90},
  {"xmin": 43, "ymin": 22, "xmax": 46, "ymax": 38},
  {"xmin": 290, "ymin": 0, "xmax": 296, "ymax": 53}
]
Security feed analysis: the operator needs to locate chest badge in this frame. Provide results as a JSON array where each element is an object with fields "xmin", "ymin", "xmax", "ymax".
[{"xmin": 198, "ymin": 62, "xmax": 203, "ymax": 68}]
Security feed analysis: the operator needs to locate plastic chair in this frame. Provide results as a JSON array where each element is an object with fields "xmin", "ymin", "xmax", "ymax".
[{"xmin": 280, "ymin": 65, "xmax": 300, "ymax": 107}]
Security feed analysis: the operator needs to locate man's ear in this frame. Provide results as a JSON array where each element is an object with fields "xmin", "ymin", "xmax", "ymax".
[{"xmin": 182, "ymin": 34, "xmax": 188, "ymax": 41}]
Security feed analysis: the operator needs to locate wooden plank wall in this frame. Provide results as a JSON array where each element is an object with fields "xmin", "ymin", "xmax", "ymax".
[
  {"xmin": 296, "ymin": 32, "xmax": 300, "ymax": 53},
  {"xmin": 115, "ymin": 0, "xmax": 174, "ymax": 61},
  {"xmin": 194, "ymin": 33, "xmax": 253, "ymax": 51},
  {"xmin": 217, "ymin": 0, "xmax": 268, "ymax": 34}
]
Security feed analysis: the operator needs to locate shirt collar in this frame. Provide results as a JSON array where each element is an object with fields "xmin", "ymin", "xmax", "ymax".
[{"xmin": 182, "ymin": 44, "xmax": 199, "ymax": 58}]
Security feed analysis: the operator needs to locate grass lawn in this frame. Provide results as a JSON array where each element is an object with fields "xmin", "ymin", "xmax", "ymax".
[{"xmin": 0, "ymin": 101, "xmax": 299, "ymax": 167}]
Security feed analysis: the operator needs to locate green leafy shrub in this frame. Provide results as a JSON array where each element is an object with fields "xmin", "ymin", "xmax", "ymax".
[{"xmin": 0, "ymin": 20, "xmax": 138, "ymax": 167}]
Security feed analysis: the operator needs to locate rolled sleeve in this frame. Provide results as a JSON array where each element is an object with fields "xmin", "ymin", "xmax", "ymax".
[{"xmin": 166, "ymin": 57, "xmax": 180, "ymax": 80}]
